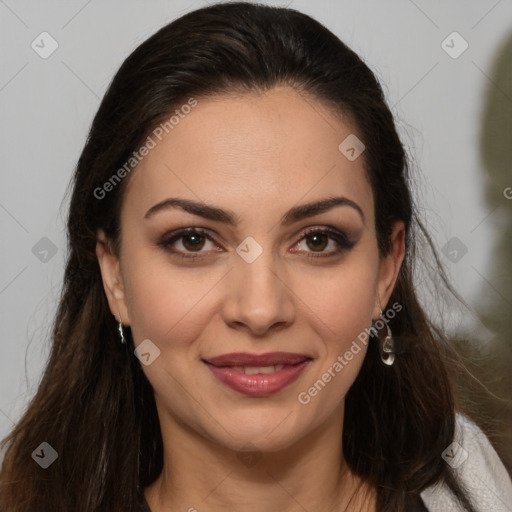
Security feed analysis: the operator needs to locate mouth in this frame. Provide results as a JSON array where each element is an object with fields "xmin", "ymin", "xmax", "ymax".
[{"xmin": 202, "ymin": 352, "xmax": 312, "ymax": 396}]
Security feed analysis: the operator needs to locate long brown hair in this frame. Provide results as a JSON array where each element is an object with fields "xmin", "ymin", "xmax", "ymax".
[{"xmin": 0, "ymin": 3, "xmax": 478, "ymax": 511}]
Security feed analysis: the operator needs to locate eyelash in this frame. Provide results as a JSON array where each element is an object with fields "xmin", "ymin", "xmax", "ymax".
[{"xmin": 157, "ymin": 226, "xmax": 355, "ymax": 260}]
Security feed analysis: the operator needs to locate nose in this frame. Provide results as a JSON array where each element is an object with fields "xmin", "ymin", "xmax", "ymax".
[{"xmin": 221, "ymin": 251, "xmax": 296, "ymax": 337}]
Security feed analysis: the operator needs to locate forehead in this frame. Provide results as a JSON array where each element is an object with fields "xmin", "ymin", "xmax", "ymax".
[{"xmin": 123, "ymin": 86, "xmax": 373, "ymax": 222}]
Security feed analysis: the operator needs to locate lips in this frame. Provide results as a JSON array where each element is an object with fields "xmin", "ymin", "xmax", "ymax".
[
  {"xmin": 203, "ymin": 352, "xmax": 311, "ymax": 367},
  {"xmin": 202, "ymin": 352, "xmax": 312, "ymax": 396}
]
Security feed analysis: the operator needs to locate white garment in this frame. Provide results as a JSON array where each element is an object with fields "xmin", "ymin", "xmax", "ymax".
[{"xmin": 421, "ymin": 413, "xmax": 512, "ymax": 511}]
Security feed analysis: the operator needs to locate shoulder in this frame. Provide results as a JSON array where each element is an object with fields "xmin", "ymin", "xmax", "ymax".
[{"xmin": 421, "ymin": 413, "xmax": 512, "ymax": 511}]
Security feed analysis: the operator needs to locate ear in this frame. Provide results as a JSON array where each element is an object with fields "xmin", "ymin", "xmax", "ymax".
[
  {"xmin": 96, "ymin": 230, "xmax": 131, "ymax": 326},
  {"xmin": 373, "ymin": 221, "xmax": 406, "ymax": 318}
]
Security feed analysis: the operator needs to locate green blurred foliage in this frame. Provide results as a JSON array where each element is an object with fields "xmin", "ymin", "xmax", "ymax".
[{"xmin": 455, "ymin": 30, "xmax": 512, "ymax": 474}]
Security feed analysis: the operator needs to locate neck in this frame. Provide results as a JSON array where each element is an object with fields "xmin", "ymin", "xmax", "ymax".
[{"xmin": 144, "ymin": 403, "xmax": 376, "ymax": 512}]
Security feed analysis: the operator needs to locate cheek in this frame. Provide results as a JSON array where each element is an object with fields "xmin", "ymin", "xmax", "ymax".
[
  {"xmin": 121, "ymin": 249, "xmax": 225, "ymax": 349},
  {"xmin": 291, "ymin": 257, "xmax": 379, "ymax": 345},
  {"xmin": 308, "ymin": 273, "xmax": 374, "ymax": 329},
  {"xmin": 289, "ymin": 254, "xmax": 379, "ymax": 400}
]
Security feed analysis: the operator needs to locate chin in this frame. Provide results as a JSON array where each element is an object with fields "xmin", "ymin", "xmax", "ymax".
[{"xmin": 205, "ymin": 407, "xmax": 314, "ymax": 454}]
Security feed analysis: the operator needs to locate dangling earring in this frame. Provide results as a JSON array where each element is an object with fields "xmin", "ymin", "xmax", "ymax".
[
  {"xmin": 116, "ymin": 312, "xmax": 126, "ymax": 345},
  {"xmin": 378, "ymin": 306, "xmax": 395, "ymax": 366}
]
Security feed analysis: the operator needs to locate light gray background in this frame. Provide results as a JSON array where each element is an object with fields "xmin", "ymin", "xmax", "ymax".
[{"xmin": 1, "ymin": 0, "xmax": 511, "ymax": 440}]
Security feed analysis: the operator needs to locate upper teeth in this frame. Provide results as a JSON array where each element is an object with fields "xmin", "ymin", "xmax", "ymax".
[{"xmin": 232, "ymin": 365, "xmax": 285, "ymax": 374}]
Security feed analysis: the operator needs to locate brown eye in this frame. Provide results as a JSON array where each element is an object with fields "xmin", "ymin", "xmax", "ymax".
[
  {"xmin": 182, "ymin": 232, "xmax": 206, "ymax": 251},
  {"xmin": 291, "ymin": 227, "xmax": 356, "ymax": 258},
  {"xmin": 305, "ymin": 232, "xmax": 329, "ymax": 252},
  {"xmin": 158, "ymin": 228, "xmax": 219, "ymax": 257}
]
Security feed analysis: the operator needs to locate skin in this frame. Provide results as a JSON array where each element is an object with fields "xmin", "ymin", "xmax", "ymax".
[{"xmin": 96, "ymin": 86, "xmax": 405, "ymax": 512}]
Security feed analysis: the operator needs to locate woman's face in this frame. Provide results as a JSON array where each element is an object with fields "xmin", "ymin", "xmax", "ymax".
[{"xmin": 97, "ymin": 86, "xmax": 404, "ymax": 453}]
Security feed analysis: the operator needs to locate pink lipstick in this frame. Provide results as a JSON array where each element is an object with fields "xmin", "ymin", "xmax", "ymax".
[{"xmin": 203, "ymin": 352, "xmax": 311, "ymax": 396}]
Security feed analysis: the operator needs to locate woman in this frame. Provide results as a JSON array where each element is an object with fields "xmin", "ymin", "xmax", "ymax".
[{"xmin": 0, "ymin": 2, "xmax": 510, "ymax": 511}]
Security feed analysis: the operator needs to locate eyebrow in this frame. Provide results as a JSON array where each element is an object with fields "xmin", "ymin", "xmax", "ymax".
[{"xmin": 144, "ymin": 196, "xmax": 365, "ymax": 225}]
